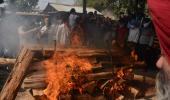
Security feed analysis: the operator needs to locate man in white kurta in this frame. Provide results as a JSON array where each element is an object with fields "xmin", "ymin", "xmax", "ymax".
[{"xmin": 55, "ymin": 22, "xmax": 70, "ymax": 47}]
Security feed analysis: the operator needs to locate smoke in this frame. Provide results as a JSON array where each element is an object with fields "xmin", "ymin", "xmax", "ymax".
[
  {"xmin": 0, "ymin": 5, "xmax": 32, "ymax": 58},
  {"xmin": 0, "ymin": 13, "xmax": 21, "ymax": 57}
]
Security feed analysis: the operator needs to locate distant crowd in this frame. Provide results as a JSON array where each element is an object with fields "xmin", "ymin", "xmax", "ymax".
[
  {"xmin": 17, "ymin": 8, "xmax": 116, "ymax": 48},
  {"xmin": 115, "ymin": 12, "xmax": 160, "ymax": 69},
  {"xmin": 0, "ymin": 8, "xmax": 160, "ymax": 69}
]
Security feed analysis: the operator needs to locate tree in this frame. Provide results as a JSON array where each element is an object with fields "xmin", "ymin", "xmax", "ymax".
[
  {"xmin": 75, "ymin": 0, "xmax": 111, "ymax": 12},
  {"xmin": 75, "ymin": 0, "xmax": 146, "ymax": 16},
  {"xmin": 8, "ymin": 0, "xmax": 39, "ymax": 12}
]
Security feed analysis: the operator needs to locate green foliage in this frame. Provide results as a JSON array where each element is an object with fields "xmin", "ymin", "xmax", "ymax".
[
  {"xmin": 9, "ymin": 0, "xmax": 39, "ymax": 12},
  {"xmin": 86, "ymin": 0, "xmax": 109, "ymax": 11},
  {"xmin": 76, "ymin": 0, "xmax": 146, "ymax": 16}
]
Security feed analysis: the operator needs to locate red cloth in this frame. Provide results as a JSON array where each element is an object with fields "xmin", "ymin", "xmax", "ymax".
[
  {"xmin": 116, "ymin": 26, "xmax": 128, "ymax": 46},
  {"xmin": 148, "ymin": 0, "xmax": 170, "ymax": 64}
]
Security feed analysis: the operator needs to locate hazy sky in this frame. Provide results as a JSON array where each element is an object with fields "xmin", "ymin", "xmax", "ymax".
[
  {"xmin": 58, "ymin": 0, "xmax": 74, "ymax": 4},
  {"xmin": 38, "ymin": 0, "xmax": 75, "ymax": 10}
]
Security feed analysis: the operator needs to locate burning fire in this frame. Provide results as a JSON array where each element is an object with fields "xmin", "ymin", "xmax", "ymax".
[
  {"xmin": 43, "ymin": 52, "xmax": 92, "ymax": 100},
  {"xmin": 131, "ymin": 50, "xmax": 138, "ymax": 61},
  {"xmin": 102, "ymin": 68, "xmax": 134, "ymax": 99}
]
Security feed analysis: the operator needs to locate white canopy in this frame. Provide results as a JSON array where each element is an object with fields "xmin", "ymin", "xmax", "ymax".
[{"xmin": 48, "ymin": 3, "xmax": 102, "ymax": 15}]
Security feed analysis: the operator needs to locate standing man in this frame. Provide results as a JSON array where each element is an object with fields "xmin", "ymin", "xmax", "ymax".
[
  {"xmin": 55, "ymin": 18, "xmax": 71, "ymax": 47},
  {"xmin": 39, "ymin": 16, "xmax": 50, "ymax": 46},
  {"xmin": 148, "ymin": 0, "xmax": 170, "ymax": 99},
  {"xmin": 69, "ymin": 8, "xmax": 78, "ymax": 31}
]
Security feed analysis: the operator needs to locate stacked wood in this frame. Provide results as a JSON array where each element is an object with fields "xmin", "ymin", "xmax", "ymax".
[
  {"xmin": 0, "ymin": 48, "xmax": 34, "ymax": 100},
  {"xmin": 22, "ymin": 66, "xmax": 135, "ymax": 90},
  {"xmin": 31, "ymin": 48, "xmax": 109, "ymax": 58},
  {"xmin": 20, "ymin": 47, "xmax": 137, "ymax": 99},
  {"xmin": 22, "ymin": 72, "xmax": 46, "ymax": 89},
  {"xmin": 22, "ymin": 71, "xmax": 114, "ymax": 89}
]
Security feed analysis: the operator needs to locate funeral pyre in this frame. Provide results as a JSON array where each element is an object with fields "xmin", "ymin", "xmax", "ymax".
[
  {"xmin": 43, "ymin": 52, "xmax": 92, "ymax": 100},
  {"xmin": 21, "ymin": 48, "xmax": 153, "ymax": 100}
]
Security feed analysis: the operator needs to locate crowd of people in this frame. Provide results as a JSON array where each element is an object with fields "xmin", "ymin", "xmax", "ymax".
[
  {"xmin": 115, "ymin": 12, "xmax": 160, "ymax": 69},
  {"xmin": 17, "ymin": 8, "xmax": 116, "ymax": 49},
  {"xmin": 53, "ymin": 8, "xmax": 116, "ymax": 48},
  {"xmin": 0, "ymin": 8, "xmax": 160, "ymax": 69}
]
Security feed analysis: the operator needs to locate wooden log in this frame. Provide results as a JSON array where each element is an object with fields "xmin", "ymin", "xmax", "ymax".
[
  {"xmin": 100, "ymin": 80, "xmax": 111, "ymax": 89},
  {"xmin": 27, "ymin": 62, "xmax": 46, "ymax": 74},
  {"xmin": 23, "ymin": 82, "xmax": 46, "ymax": 89},
  {"xmin": 0, "ymin": 48, "xmax": 34, "ymax": 100},
  {"xmin": 32, "ymin": 48, "xmax": 110, "ymax": 58},
  {"xmin": 92, "ymin": 66, "xmax": 113, "ymax": 73},
  {"xmin": 128, "ymin": 86, "xmax": 140, "ymax": 98},
  {"xmin": 81, "ymin": 81, "xmax": 96, "ymax": 89},
  {"xmin": 134, "ymin": 74, "xmax": 155, "ymax": 85},
  {"xmin": 0, "ymin": 58, "xmax": 16, "ymax": 65},
  {"xmin": 87, "ymin": 72, "xmax": 113, "ymax": 81},
  {"xmin": 81, "ymin": 81, "xmax": 96, "ymax": 94},
  {"xmin": 31, "ymin": 47, "xmax": 129, "ymax": 60},
  {"xmin": 32, "ymin": 89, "xmax": 44, "ymax": 96}
]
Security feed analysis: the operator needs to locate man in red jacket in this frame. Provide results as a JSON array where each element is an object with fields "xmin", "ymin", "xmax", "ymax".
[{"xmin": 148, "ymin": 0, "xmax": 170, "ymax": 99}]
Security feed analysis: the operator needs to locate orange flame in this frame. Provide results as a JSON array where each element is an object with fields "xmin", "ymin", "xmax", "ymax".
[
  {"xmin": 108, "ymin": 68, "xmax": 130, "ymax": 94},
  {"xmin": 116, "ymin": 68, "xmax": 124, "ymax": 79},
  {"xmin": 131, "ymin": 50, "xmax": 138, "ymax": 61},
  {"xmin": 43, "ymin": 52, "xmax": 92, "ymax": 100}
]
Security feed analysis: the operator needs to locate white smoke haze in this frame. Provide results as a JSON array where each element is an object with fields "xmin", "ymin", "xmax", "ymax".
[
  {"xmin": 0, "ymin": 13, "xmax": 21, "ymax": 57},
  {"xmin": 0, "ymin": 6, "xmax": 36, "ymax": 57}
]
